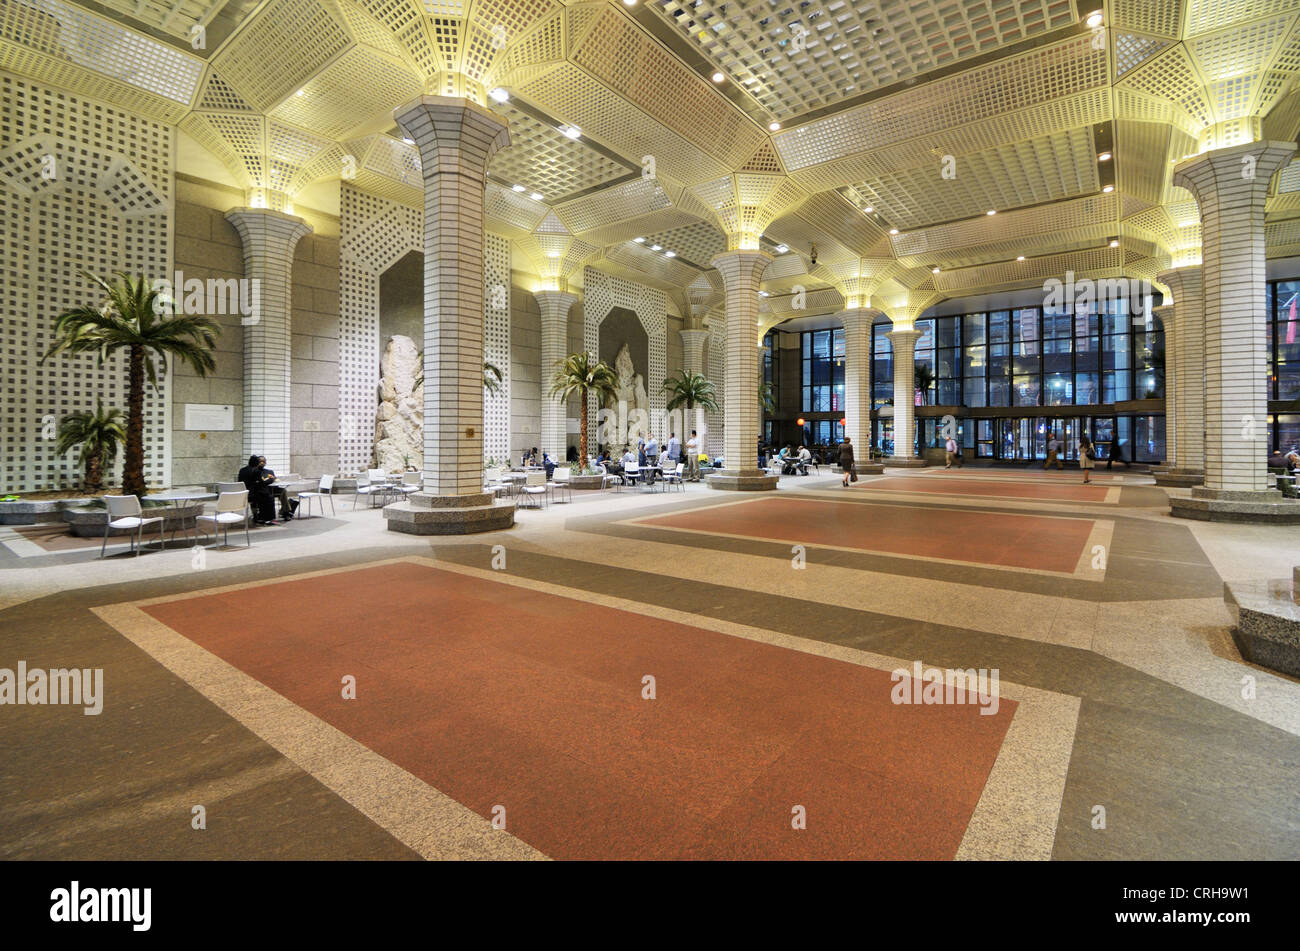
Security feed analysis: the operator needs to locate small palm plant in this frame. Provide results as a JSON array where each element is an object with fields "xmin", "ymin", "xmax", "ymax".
[
  {"xmin": 759, "ymin": 380, "xmax": 777, "ymax": 415},
  {"xmin": 662, "ymin": 370, "xmax": 719, "ymax": 415},
  {"xmin": 549, "ymin": 352, "xmax": 619, "ymax": 473},
  {"xmin": 913, "ymin": 361, "xmax": 935, "ymax": 405},
  {"xmin": 484, "ymin": 361, "xmax": 503, "ymax": 396},
  {"xmin": 56, "ymin": 400, "xmax": 126, "ymax": 493},
  {"xmin": 43, "ymin": 273, "xmax": 219, "ymax": 496}
]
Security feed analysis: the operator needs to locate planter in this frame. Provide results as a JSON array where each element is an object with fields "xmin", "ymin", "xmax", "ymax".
[
  {"xmin": 567, "ymin": 474, "xmax": 606, "ymax": 490},
  {"xmin": 0, "ymin": 499, "xmax": 67, "ymax": 525},
  {"xmin": 63, "ymin": 502, "xmax": 205, "ymax": 538}
]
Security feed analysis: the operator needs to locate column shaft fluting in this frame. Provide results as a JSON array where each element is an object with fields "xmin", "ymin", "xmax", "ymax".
[
  {"xmin": 888, "ymin": 328, "xmax": 922, "ymax": 461},
  {"xmin": 1159, "ymin": 266, "xmax": 1205, "ymax": 475},
  {"xmin": 536, "ymin": 291, "xmax": 577, "ymax": 461},
  {"xmin": 836, "ymin": 308, "xmax": 883, "ymax": 466},
  {"xmin": 1153, "ymin": 303, "xmax": 1178, "ymax": 467}
]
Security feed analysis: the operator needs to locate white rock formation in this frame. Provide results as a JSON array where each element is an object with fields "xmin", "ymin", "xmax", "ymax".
[{"xmin": 374, "ymin": 334, "xmax": 423, "ymax": 472}]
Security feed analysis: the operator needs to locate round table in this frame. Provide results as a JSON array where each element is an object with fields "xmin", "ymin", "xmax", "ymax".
[{"xmin": 149, "ymin": 491, "xmax": 217, "ymax": 543}]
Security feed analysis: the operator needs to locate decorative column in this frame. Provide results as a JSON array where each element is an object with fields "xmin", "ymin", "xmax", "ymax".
[
  {"xmin": 1170, "ymin": 140, "xmax": 1295, "ymax": 521},
  {"xmin": 708, "ymin": 250, "xmax": 777, "ymax": 490},
  {"xmin": 886, "ymin": 328, "xmax": 925, "ymax": 466},
  {"xmin": 679, "ymin": 327, "xmax": 708, "ymax": 375},
  {"xmin": 225, "ymin": 208, "xmax": 312, "ymax": 473},
  {"xmin": 836, "ymin": 307, "xmax": 886, "ymax": 475},
  {"xmin": 535, "ymin": 290, "xmax": 577, "ymax": 461},
  {"xmin": 1152, "ymin": 302, "xmax": 1178, "ymax": 472},
  {"xmin": 385, "ymin": 94, "xmax": 515, "ymax": 535},
  {"xmin": 1158, "ymin": 266, "xmax": 1205, "ymax": 485}
]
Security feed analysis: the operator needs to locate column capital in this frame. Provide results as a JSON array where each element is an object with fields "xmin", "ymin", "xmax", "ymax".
[
  {"xmin": 1157, "ymin": 265, "xmax": 1202, "ymax": 305},
  {"xmin": 886, "ymin": 327, "xmax": 922, "ymax": 347},
  {"xmin": 1152, "ymin": 302, "xmax": 1176, "ymax": 324},
  {"xmin": 224, "ymin": 207, "xmax": 313, "ymax": 248},
  {"xmin": 833, "ymin": 307, "xmax": 886, "ymax": 328},
  {"xmin": 1172, "ymin": 140, "xmax": 1295, "ymax": 206},
  {"xmin": 710, "ymin": 249, "xmax": 772, "ymax": 287},
  {"xmin": 394, "ymin": 95, "xmax": 511, "ymax": 180},
  {"xmin": 534, "ymin": 290, "xmax": 579, "ymax": 315}
]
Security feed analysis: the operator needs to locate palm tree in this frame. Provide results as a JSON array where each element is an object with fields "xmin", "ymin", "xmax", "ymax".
[
  {"xmin": 913, "ymin": 361, "xmax": 935, "ymax": 405},
  {"xmin": 549, "ymin": 352, "xmax": 619, "ymax": 472},
  {"xmin": 759, "ymin": 380, "xmax": 777, "ymax": 414},
  {"xmin": 56, "ymin": 400, "xmax": 126, "ymax": 493},
  {"xmin": 43, "ymin": 273, "xmax": 219, "ymax": 496},
  {"xmin": 661, "ymin": 370, "xmax": 719, "ymax": 413},
  {"xmin": 483, "ymin": 361, "xmax": 503, "ymax": 396}
]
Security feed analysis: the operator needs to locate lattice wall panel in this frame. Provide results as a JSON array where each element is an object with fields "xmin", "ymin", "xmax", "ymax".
[
  {"xmin": 582, "ymin": 266, "xmax": 667, "ymax": 451},
  {"xmin": 484, "ymin": 231, "xmax": 511, "ymax": 464},
  {"xmin": 0, "ymin": 72, "xmax": 172, "ymax": 492}
]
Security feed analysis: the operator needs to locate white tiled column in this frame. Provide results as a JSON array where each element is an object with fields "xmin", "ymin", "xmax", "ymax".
[
  {"xmin": 385, "ymin": 94, "xmax": 515, "ymax": 534},
  {"xmin": 1172, "ymin": 142, "xmax": 1294, "ymax": 507},
  {"xmin": 708, "ymin": 250, "xmax": 776, "ymax": 490},
  {"xmin": 704, "ymin": 319, "xmax": 725, "ymax": 458},
  {"xmin": 225, "ymin": 208, "xmax": 312, "ymax": 473},
  {"xmin": 679, "ymin": 328, "xmax": 708, "ymax": 375},
  {"xmin": 535, "ymin": 290, "xmax": 577, "ymax": 461},
  {"xmin": 836, "ymin": 307, "xmax": 886, "ymax": 473},
  {"xmin": 887, "ymin": 328, "xmax": 923, "ymax": 465},
  {"xmin": 1159, "ymin": 266, "xmax": 1205, "ymax": 480},
  {"xmin": 1153, "ymin": 303, "xmax": 1178, "ymax": 468}
]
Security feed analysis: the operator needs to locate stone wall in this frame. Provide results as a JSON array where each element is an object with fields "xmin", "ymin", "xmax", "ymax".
[
  {"xmin": 288, "ymin": 232, "xmax": 341, "ymax": 478},
  {"xmin": 510, "ymin": 288, "xmax": 541, "ymax": 464}
]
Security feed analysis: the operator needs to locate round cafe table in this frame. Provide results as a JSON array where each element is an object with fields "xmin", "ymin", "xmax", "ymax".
[{"xmin": 148, "ymin": 491, "xmax": 217, "ymax": 544}]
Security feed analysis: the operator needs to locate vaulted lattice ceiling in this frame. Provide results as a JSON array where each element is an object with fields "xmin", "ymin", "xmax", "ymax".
[{"xmin": 2, "ymin": 0, "xmax": 1299, "ymax": 308}]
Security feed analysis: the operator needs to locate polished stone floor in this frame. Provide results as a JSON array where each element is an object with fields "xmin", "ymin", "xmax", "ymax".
[{"xmin": 2, "ymin": 466, "xmax": 1298, "ymax": 859}]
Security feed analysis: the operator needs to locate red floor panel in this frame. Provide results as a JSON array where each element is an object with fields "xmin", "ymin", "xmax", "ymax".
[
  {"xmin": 645, "ymin": 497, "xmax": 1095, "ymax": 572},
  {"xmin": 862, "ymin": 476, "xmax": 1112, "ymax": 502},
  {"xmin": 143, "ymin": 562, "xmax": 1016, "ymax": 860}
]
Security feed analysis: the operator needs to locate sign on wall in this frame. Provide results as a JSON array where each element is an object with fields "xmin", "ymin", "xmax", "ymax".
[{"xmin": 183, "ymin": 404, "xmax": 235, "ymax": 431}]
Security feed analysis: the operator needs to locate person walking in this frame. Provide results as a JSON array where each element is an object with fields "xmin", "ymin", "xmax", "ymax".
[
  {"xmin": 840, "ymin": 436, "xmax": 857, "ymax": 487},
  {"xmin": 944, "ymin": 434, "xmax": 960, "ymax": 468},
  {"xmin": 1079, "ymin": 433, "xmax": 1096, "ymax": 484},
  {"xmin": 1045, "ymin": 433, "xmax": 1063, "ymax": 469}
]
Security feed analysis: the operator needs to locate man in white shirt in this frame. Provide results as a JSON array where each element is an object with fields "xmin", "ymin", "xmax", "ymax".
[
  {"xmin": 645, "ymin": 434, "xmax": 659, "ymax": 466},
  {"xmin": 945, "ymin": 435, "xmax": 960, "ymax": 468},
  {"xmin": 796, "ymin": 445, "xmax": 812, "ymax": 475},
  {"xmin": 685, "ymin": 430, "xmax": 700, "ymax": 481}
]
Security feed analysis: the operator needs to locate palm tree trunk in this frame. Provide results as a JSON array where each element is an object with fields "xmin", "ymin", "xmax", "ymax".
[
  {"xmin": 85, "ymin": 453, "xmax": 103, "ymax": 493},
  {"xmin": 578, "ymin": 388, "xmax": 588, "ymax": 470},
  {"xmin": 123, "ymin": 344, "xmax": 146, "ymax": 496}
]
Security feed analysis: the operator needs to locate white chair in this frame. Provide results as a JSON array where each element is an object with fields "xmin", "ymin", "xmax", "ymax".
[
  {"xmin": 624, "ymin": 462, "xmax": 641, "ymax": 488},
  {"xmin": 549, "ymin": 467, "xmax": 573, "ymax": 503},
  {"xmin": 397, "ymin": 471, "xmax": 421, "ymax": 496},
  {"xmin": 354, "ymin": 468, "xmax": 390, "ymax": 508},
  {"xmin": 520, "ymin": 470, "xmax": 549, "ymax": 509},
  {"xmin": 598, "ymin": 464, "xmax": 620, "ymax": 493},
  {"xmin": 99, "ymin": 494, "xmax": 165, "ymax": 558},
  {"xmin": 663, "ymin": 462, "xmax": 685, "ymax": 491},
  {"xmin": 297, "ymin": 474, "xmax": 335, "ymax": 518},
  {"xmin": 197, "ymin": 489, "xmax": 252, "ymax": 549}
]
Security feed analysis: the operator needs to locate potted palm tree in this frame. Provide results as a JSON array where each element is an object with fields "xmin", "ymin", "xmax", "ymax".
[
  {"xmin": 43, "ymin": 273, "xmax": 220, "ymax": 497},
  {"xmin": 549, "ymin": 352, "xmax": 619, "ymax": 486},
  {"xmin": 662, "ymin": 370, "xmax": 719, "ymax": 417},
  {"xmin": 56, "ymin": 399, "xmax": 126, "ymax": 493},
  {"xmin": 913, "ymin": 361, "xmax": 935, "ymax": 406}
]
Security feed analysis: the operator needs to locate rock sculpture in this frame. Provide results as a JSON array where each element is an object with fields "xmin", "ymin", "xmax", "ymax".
[{"xmin": 374, "ymin": 334, "xmax": 423, "ymax": 472}]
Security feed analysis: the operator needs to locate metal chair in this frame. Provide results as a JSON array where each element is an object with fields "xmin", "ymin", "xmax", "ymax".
[
  {"xmin": 549, "ymin": 467, "xmax": 573, "ymax": 503},
  {"xmin": 297, "ymin": 474, "xmax": 335, "ymax": 518},
  {"xmin": 598, "ymin": 464, "xmax": 620, "ymax": 493},
  {"xmin": 354, "ymin": 468, "xmax": 390, "ymax": 508},
  {"xmin": 397, "ymin": 470, "xmax": 421, "ymax": 496},
  {"xmin": 99, "ymin": 495, "xmax": 165, "ymax": 558},
  {"xmin": 663, "ymin": 462, "xmax": 685, "ymax": 491},
  {"xmin": 196, "ymin": 489, "xmax": 252, "ymax": 549},
  {"xmin": 519, "ymin": 470, "xmax": 548, "ymax": 509}
]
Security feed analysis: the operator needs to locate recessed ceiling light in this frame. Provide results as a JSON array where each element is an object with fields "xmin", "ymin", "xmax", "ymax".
[
  {"xmin": 634, "ymin": 236, "xmax": 646, "ymax": 243},
  {"xmin": 1017, "ymin": 255, "xmax": 1026, "ymax": 261},
  {"xmin": 986, "ymin": 209, "xmax": 996, "ymax": 216},
  {"xmin": 402, "ymin": 136, "xmax": 414, "ymax": 145},
  {"xmin": 511, "ymin": 184, "xmax": 525, "ymax": 192},
  {"xmin": 1086, "ymin": 10, "xmax": 1103, "ymax": 29},
  {"xmin": 664, "ymin": 250, "xmax": 677, "ymax": 257},
  {"xmin": 863, "ymin": 205, "xmax": 874, "ymax": 213},
  {"xmin": 296, "ymin": 89, "xmax": 305, "ymax": 97},
  {"xmin": 1102, "ymin": 184, "xmax": 1114, "ymax": 193},
  {"xmin": 488, "ymin": 87, "xmax": 509, "ymax": 103},
  {"xmin": 1109, "ymin": 239, "xmax": 1120, "ymax": 248},
  {"xmin": 769, "ymin": 121, "xmax": 781, "ymax": 131},
  {"xmin": 759, "ymin": 290, "xmax": 770, "ymax": 297},
  {"xmin": 775, "ymin": 244, "xmax": 788, "ymax": 254},
  {"xmin": 889, "ymin": 227, "xmax": 899, "ymax": 235},
  {"xmin": 931, "ymin": 267, "xmax": 940, "ymax": 274},
  {"xmin": 712, "ymin": 72, "xmax": 725, "ymax": 83},
  {"xmin": 530, "ymin": 192, "xmax": 543, "ymax": 201},
  {"xmin": 650, "ymin": 244, "xmax": 662, "ymax": 251},
  {"xmin": 1098, "ymin": 151, "xmax": 1112, "ymax": 161},
  {"xmin": 561, "ymin": 125, "xmax": 581, "ymax": 139},
  {"xmin": 623, "ymin": 0, "xmax": 637, "ymax": 5}
]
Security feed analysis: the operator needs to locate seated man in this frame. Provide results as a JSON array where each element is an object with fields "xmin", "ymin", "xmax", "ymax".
[
  {"xmin": 257, "ymin": 456, "xmax": 295, "ymax": 521},
  {"xmin": 796, "ymin": 445, "xmax": 813, "ymax": 474},
  {"xmin": 237, "ymin": 455, "xmax": 276, "ymax": 524},
  {"xmin": 620, "ymin": 446, "xmax": 638, "ymax": 485}
]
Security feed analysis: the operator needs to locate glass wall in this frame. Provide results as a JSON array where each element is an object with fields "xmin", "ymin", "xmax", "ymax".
[{"xmin": 801, "ymin": 327, "xmax": 845, "ymax": 413}]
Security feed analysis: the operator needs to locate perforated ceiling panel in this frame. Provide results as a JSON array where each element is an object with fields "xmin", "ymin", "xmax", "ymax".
[
  {"xmin": 489, "ymin": 102, "xmax": 632, "ymax": 201},
  {"xmin": 269, "ymin": 46, "xmax": 422, "ymax": 140},
  {"xmin": 649, "ymin": 0, "xmax": 1076, "ymax": 122}
]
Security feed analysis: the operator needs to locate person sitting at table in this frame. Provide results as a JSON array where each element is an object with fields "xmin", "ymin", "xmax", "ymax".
[
  {"xmin": 542, "ymin": 451, "xmax": 556, "ymax": 481},
  {"xmin": 796, "ymin": 445, "xmax": 813, "ymax": 474},
  {"xmin": 1286, "ymin": 447, "xmax": 1300, "ymax": 475},
  {"xmin": 257, "ymin": 456, "xmax": 295, "ymax": 521},
  {"xmin": 619, "ymin": 446, "xmax": 636, "ymax": 484},
  {"xmin": 237, "ymin": 455, "xmax": 276, "ymax": 524}
]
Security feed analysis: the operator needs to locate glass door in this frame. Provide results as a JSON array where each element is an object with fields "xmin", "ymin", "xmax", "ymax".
[{"xmin": 977, "ymin": 419, "xmax": 994, "ymax": 458}]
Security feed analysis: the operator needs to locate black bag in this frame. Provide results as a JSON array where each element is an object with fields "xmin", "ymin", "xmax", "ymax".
[
  {"xmin": 850, "ymin": 470, "xmax": 858, "ymax": 482},
  {"xmin": 1085, "ymin": 446, "xmax": 1097, "ymax": 460}
]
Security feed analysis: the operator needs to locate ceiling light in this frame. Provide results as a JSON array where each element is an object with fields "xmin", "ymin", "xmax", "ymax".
[
  {"xmin": 511, "ymin": 184, "xmax": 525, "ymax": 192},
  {"xmin": 931, "ymin": 267, "xmax": 940, "ymax": 274},
  {"xmin": 650, "ymin": 244, "xmax": 662, "ymax": 251},
  {"xmin": 296, "ymin": 89, "xmax": 305, "ymax": 97},
  {"xmin": 1017, "ymin": 255, "xmax": 1026, "ymax": 261},
  {"xmin": 769, "ymin": 121, "xmax": 781, "ymax": 131},
  {"xmin": 1086, "ymin": 10, "xmax": 1103, "ymax": 29},
  {"xmin": 488, "ymin": 87, "xmax": 509, "ymax": 103},
  {"xmin": 664, "ymin": 250, "xmax": 676, "ymax": 257},
  {"xmin": 986, "ymin": 209, "xmax": 996, "ymax": 216},
  {"xmin": 1098, "ymin": 151, "xmax": 1112, "ymax": 161},
  {"xmin": 402, "ymin": 136, "xmax": 414, "ymax": 145},
  {"xmin": 863, "ymin": 205, "xmax": 874, "ymax": 213},
  {"xmin": 775, "ymin": 244, "xmax": 788, "ymax": 254},
  {"xmin": 1102, "ymin": 184, "xmax": 1114, "ymax": 193},
  {"xmin": 634, "ymin": 236, "xmax": 646, "ymax": 243},
  {"xmin": 712, "ymin": 72, "xmax": 725, "ymax": 83},
  {"xmin": 624, "ymin": 0, "xmax": 637, "ymax": 5},
  {"xmin": 759, "ymin": 291, "xmax": 770, "ymax": 297},
  {"xmin": 561, "ymin": 125, "xmax": 581, "ymax": 139},
  {"xmin": 889, "ymin": 227, "xmax": 899, "ymax": 235},
  {"xmin": 1109, "ymin": 239, "xmax": 1120, "ymax": 248},
  {"xmin": 530, "ymin": 192, "xmax": 544, "ymax": 201}
]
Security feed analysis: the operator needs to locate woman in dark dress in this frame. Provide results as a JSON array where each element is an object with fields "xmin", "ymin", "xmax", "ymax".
[{"xmin": 839, "ymin": 437, "xmax": 856, "ymax": 487}]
